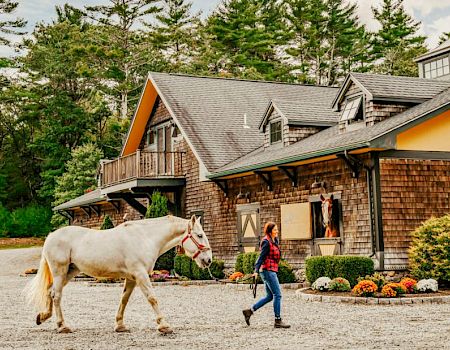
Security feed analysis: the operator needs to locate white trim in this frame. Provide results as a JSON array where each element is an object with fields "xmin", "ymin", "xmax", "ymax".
[
  {"xmin": 147, "ymin": 73, "xmax": 211, "ymax": 174},
  {"xmin": 332, "ymin": 74, "xmax": 372, "ymax": 111}
]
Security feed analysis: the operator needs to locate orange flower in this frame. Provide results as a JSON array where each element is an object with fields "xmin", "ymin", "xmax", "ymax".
[
  {"xmin": 352, "ymin": 280, "xmax": 377, "ymax": 297},
  {"xmin": 229, "ymin": 272, "xmax": 244, "ymax": 281}
]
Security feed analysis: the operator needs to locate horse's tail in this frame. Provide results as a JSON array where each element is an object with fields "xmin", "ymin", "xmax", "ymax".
[{"xmin": 23, "ymin": 254, "xmax": 53, "ymax": 313}]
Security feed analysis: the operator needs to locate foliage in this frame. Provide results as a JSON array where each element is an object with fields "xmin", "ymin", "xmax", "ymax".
[
  {"xmin": 399, "ymin": 277, "xmax": 417, "ymax": 293},
  {"xmin": 229, "ymin": 271, "xmax": 244, "ymax": 281},
  {"xmin": 381, "ymin": 282, "xmax": 406, "ymax": 298},
  {"xmin": 0, "ymin": 204, "xmax": 11, "ymax": 237},
  {"xmin": 352, "ymin": 280, "xmax": 377, "ymax": 297},
  {"xmin": 8, "ymin": 205, "xmax": 52, "ymax": 237},
  {"xmin": 416, "ymin": 279, "xmax": 438, "ymax": 293},
  {"xmin": 0, "ymin": 0, "xmax": 26, "ymax": 45},
  {"xmin": 100, "ymin": 215, "xmax": 114, "ymax": 230},
  {"xmin": 329, "ymin": 277, "xmax": 351, "ymax": 292},
  {"xmin": 174, "ymin": 254, "xmax": 224, "ymax": 280},
  {"xmin": 312, "ymin": 277, "xmax": 331, "ymax": 291},
  {"xmin": 438, "ymin": 32, "xmax": 450, "ymax": 45},
  {"xmin": 145, "ymin": 191, "xmax": 169, "ymax": 218},
  {"xmin": 278, "ymin": 259, "xmax": 296, "ymax": 283},
  {"xmin": 242, "ymin": 252, "xmax": 259, "ymax": 274},
  {"xmin": 234, "ymin": 253, "xmax": 244, "ymax": 273},
  {"xmin": 306, "ymin": 256, "xmax": 374, "ymax": 287},
  {"xmin": 155, "ymin": 248, "xmax": 176, "ymax": 271},
  {"xmin": 409, "ymin": 214, "xmax": 450, "ymax": 286},
  {"xmin": 357, "ymin": 272, "xmax": 386, "ymax": 290}
]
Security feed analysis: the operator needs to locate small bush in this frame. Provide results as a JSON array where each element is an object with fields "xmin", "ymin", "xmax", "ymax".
[
  {"xmin": 352, "ymin": 280, "xmax": 377, "ymax": 297},
  {"xmin": 399, "ymin": 277, "xmax": 417, "ymax": 294},
  {"xmin": 416, "ymin": 278, "xmax": 438, "ymax": 293},
  {"xmin": 278, "ymin": 259, "xmax": 296, "ymax": 283},
  {"xmin": 381, "ymin": 283, "xmax": 406, "ymax": 298},
  {"xmin": 208, "ymin": 259, "xmax": 225, "ymax": 279},
  {"xmin": 312, "ymin": 277, "xmax": 331, "ymax": 291},
  {"xmin": 329, "ymin": 277, "xmax": 351, "ymax": 292},
  {"xmin": 155, "ymin": 248, "xmax": 176, "ymax": 271},
  {"xmin": 306, "ymin": 256, "xmax": 374, "ymax": 287},
  {"xmin": 235, "ymin": 253, "xmax": 244, "ymax": 273},
  {"xmin": 409, "ymin": 214, "xmax": 450, "ymax": 286},
  {"xmin": 9, "ymin": 205, "xmax": 52, "ymax": 237},
  {"xmin": 0, "ymin": 204, "xmax": 11, "ymax": 237},
  {"xmin": 100, "ymin": 215, "xmax": 114, "ymax": 230},
  {"xmin": 173, "ymin": 254, "xmax": 224, "ymax": 280},
  {"xmin": 357, "ymin": 272, "xmax": 386, "ymax": 290},
  {"xmin": 145, "ymin": 191, "xmax": 168, "ymax": 218},
  {"xmin": 229, "ymin": 272, "xmax": 244, "ymax": 281},
  {"xmin": 242, "ymin": 252, "xmax": 259, "ymax": 274}
]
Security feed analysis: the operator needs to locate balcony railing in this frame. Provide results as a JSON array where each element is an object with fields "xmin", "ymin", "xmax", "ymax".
[{"xmin": 100, "ymin": 150, "xmax": 185, "ymax": 188}]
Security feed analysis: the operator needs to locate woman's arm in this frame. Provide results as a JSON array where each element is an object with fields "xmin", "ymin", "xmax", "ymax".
[{"xmin": 254, "ymin": 239, "xmax": 270, "ymax": 273}]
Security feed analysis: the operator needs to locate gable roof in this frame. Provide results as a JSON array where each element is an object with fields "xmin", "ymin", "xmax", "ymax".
[
  {"xmin": 148, "ymin": 72, "xmax": 338, "ymax": 172},
  {"xmin": 415, "ymin": 39, "xmax": 450, "ymax": 62},
  {"xmin": 259, "ymin": 97, "xmax": 339, "ymax": 131},
  {"xmin": 210, "ymin": 87, "xmax": 450, "ymax": 178},
  {"xmin": 332, "ymin": 73, "xmax": 450, "ymax": 109}
]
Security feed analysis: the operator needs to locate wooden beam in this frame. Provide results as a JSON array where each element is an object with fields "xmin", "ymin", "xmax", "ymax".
[
  {"xmin": 213, "ymin": 180, "xmax": 228, "ymax": 196},
  {"xmin": 380, "ymin": 150, "xmax": 450, "ymax": 160},
  {"xmin": 89, "ymin": 205, "xmax": 101, "ymax": 217},
  {"xmin": 80, "ymin": 206, "xmax": 91, "ymax": 218},
  {"xmin": 109, "ymin": 200, "xmax": 121, "ymax": 213},
  {"xmin": 254, "ymin": 171, "xmax": 273, "ymax": 191},
  {"xmin": 107, "ymin": 194, "xmax": 146, "ymax": 216},
  {"xmin": 278, "ymin": 166, "xmax": 298, "ymax": 187}
]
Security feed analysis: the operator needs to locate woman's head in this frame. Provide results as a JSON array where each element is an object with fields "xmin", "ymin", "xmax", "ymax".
[{"xmin": 264, "ymin": 222, "xmax": 278, "ymax": 238}]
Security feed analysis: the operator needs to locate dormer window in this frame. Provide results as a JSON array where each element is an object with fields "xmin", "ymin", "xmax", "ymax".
[
  {"xmin": 340, "ymin": 96, "xmax": 364, "ymax": 123},
  {"xmin": 423, "ymin": 57, "xmax": 450, "ymax": 79},
  {"xmin": 270, "ymin": 120, "xmax": 282, "ymax": 144}
]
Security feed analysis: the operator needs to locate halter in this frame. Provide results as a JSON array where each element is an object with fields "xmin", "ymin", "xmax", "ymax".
[{"xmin": 181, "ymin": 225, "xmax": 210, "ymax": 259}]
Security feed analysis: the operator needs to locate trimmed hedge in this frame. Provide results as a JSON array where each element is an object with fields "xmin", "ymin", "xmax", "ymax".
[
  {"xmin": 155, "ymin": 248, "xmax": 176, "ymax": 271},
  {"xmin": 278, "ymin": 259, "xmax": 296, "ymax": 283},
  {"xmin": 174, "ymin": 254, "xmax": 225, "ymax": 280},
  {"xmin": 306, "ymin": 256, "xmax": 374, "ymax": 287}
]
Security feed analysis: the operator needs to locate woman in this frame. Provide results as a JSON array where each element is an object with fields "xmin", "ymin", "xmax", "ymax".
[{"xmin": 242, "ymin": 222, "xmax": 290, "ymax": 328}]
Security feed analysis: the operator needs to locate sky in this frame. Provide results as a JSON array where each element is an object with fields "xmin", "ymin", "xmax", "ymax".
[{"xmin": 1, "ymin": 0, "xmax": 449, "ymax": 57}]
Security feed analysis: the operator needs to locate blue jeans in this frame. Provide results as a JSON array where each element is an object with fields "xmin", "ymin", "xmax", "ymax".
[{"xmin": 252, "ymin": 270, "xmax": 281, "ymax": 319}]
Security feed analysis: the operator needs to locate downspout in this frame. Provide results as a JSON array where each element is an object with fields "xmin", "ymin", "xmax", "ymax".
[{"xmin": 371, "ymin": 153, "xmax": 385, "ymax": 270}]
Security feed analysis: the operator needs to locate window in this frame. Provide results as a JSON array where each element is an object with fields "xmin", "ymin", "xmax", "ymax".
[
  {"xmin": 146, "ymin": 129, "xmax": 155, "ymax": 146},
  {"xmin": 270, "ymin": 120, "xmax": 282, "ymax": 144},
  {"xmin": 310, "ymin": 196, "xmax": 341, "ymax": 239},
  {"xmin": 340, "ymin": 96, "xmax": 364, "ymax": 123},
  {"xmin": 423, "ymin": 57, "xmax": 450, "ymax": 79}
]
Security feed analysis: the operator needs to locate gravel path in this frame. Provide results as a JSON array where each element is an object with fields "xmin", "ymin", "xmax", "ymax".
[{"xmin": 1, "ymin": 248, "xmax": 450, "ymax": 350}]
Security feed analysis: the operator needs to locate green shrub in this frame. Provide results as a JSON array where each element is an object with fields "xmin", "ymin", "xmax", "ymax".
[
  {"xmin": 242, "ymin": 252, "xmax": 259, "ymax": 274},
  {"xmin": 357, "ymin": 272, "xmax": 386, "ymax": 290},
  {"xmin": 145, "ymin": 191, "xmax": 168, "ymax": 218},
  {"xmin": 329, "ymin": 277, "xmax": 351, "ymax": 292},
  {"xmin": 174, "ymin": 254, "xmax": 225, "ymax": 280},
  {"xmin": 9, "ymin": 205, "xmax": 52, "ymax": 237},
  {"xmin": 278, "ymin": 259, "xmax": 296, "ymax": 283},
  {"xmin": 155, "ymin": 248, "xmax": 176, "ymax": 271},
  {"xmin": 180, "ymin": 254, "xmax": 192, "ymax": 278},
  {"xmin": 100, "ymin": 215, "xmax": 114, "ymax": 230},
  {"xmin": 235, "ymin": 253, "xmax": 244, "ymax": 273},
  {"xmin": 0, "ymin": 204, "xmax": 11, "ymax": 237},
  {"xmin": 409, "ymin": 214, "xmax": 450, "ymax": 286},
  {"xmin": 306, "ymin": 256, "xmax": 374, "ymax": 287},
  {"xmin": 208, "ymin": 259, "xmax": 225, "ymax": 279},
  {"xmin": 174, "ymin": 254, "xmax": 183, "ymax": 275}
]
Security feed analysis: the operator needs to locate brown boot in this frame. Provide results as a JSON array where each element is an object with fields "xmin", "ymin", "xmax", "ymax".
[
  {"xmin": 274, "ymin": 318, "xmax": 291, "ymax": 328},
  {"xmin": 242, "ymin": 309, "xmax": 253, "ymax": 326}
]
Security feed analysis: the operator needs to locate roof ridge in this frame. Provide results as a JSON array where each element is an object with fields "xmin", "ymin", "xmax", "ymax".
[
  {"xmin": 350, "ymin": 72, "xmax": 450, "ymax": 83},
  {"xmin": 148, "ymin": 71, "xmax": 339, "ymax": 89}
]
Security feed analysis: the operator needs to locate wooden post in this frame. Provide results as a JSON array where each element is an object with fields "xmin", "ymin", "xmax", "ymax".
[{"xmin": 136, "ymin": 149, "xmax": 141, "ymax": 178}]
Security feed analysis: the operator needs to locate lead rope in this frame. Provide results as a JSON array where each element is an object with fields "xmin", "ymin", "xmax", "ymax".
[{"xmin": 207, "ymin": 266, "xmax": 218, "ymax": 282}]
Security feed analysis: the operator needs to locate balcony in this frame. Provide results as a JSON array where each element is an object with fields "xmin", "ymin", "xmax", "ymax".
[{"xmin": 100, "ymin": 150, "xmax": 185, "ymax": 192}]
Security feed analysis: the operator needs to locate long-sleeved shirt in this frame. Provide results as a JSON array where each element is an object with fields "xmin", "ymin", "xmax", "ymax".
[{"xmin": 254, "ymin": 237, "xmax": 279, "ymax": 273}]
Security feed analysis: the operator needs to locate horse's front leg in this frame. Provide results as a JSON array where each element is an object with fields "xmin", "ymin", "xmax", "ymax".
[
  {"xmin": 114, "ymin": 278, "xmax": 136, "ymax": 332},
  {"xmin": 135, "ymin": 272, "xmax": 173, "ymax": 334}
]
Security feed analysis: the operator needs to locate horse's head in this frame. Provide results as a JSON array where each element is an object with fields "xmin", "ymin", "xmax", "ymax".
[
  {"xmin": 320, "ymin": 194, "xmax": 334, "ymax": 228},
  {"xmin": 182, "ymin": 215, "xmax": 212, "ymax": 269}
]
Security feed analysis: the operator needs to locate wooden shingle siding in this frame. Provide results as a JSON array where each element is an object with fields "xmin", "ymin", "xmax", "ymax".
[
  {"xmin": 365, "ymin": 101, "xmax": 411, "ymax": 126},
  {"xmin": 286, "ymin": 126, "xmax": 323, "ymax": 145},
  {"xmin": 139, "ymin": 97, "xmax": 172, "ymax": 149},
  {"xmin": 380, "ymin": 158, "xmax": 450, "ymax": 269}
]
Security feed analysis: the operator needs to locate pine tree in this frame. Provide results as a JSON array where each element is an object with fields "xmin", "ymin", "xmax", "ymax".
[
  {"xmin": 0, "ymin": 0, "xmax": 26, "ymax": 45},
  {"xmin": 438, "ymin": 32, "xmax": 450, "ymax": 45},
  {"xmin": 100, "ymin": 215, "xmax": 115, "ymax": 229},
  {"xmin": 51, "ymin": 143, "xmax": 103, "ymax": 228},
  {"xmin": 145, "ymin": 191, "xmax": 169, "ymax": 219},
  {"xmin": 372, "ymin": 0, "xmax": 426, "ymax": 76},
  {"xmin": 150, "ymin": 0, "xmax": 200, "ymax": 72},
  {"xmin": 205, "ymin": 0, "xmax": 288, "ymax": 80}
]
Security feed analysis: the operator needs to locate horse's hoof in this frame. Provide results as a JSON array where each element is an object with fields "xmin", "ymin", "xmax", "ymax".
[
  {"xmin": 57, "ymin": 326, "xmax": 72, "ymax": 334},
  {"xmin": 158, "ymin": 326, "xmax": 174, "ymax": 335},
  {"xmin": 36, "ymin": 314, "xmax": 41, "ymax": 325},
  {"xmin": 114, "ymin": 324, "xmax": 130, "ymax": 333}
]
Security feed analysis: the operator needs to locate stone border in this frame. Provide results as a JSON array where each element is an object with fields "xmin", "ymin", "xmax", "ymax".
[{"xmin": 295, "ymin": 288, "xmax": 450, "ymax": 305}]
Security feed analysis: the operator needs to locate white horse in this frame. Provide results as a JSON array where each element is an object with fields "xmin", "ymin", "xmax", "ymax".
[{"xmin": 24, "ymin": 215, "xmax": 212, "ymax": 334}]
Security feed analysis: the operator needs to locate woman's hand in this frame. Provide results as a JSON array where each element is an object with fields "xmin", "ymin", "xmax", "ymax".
[{"xmin": 252, "ymin": 272, "xmax": 258, "ymax": 278}]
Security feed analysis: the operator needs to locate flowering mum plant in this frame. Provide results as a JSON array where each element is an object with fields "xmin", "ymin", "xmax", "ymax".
[
  {"xmin": 416, "ymin": 279, "xmax": 438, "ymax": 293},
  {"xmin": 352, "ymin": 280, "xmax": 377, "ymax": 297},
  {"xmin": 400, "ymin": 277, "xmax": 417, "ymax": 293},
  {"xmin": 329, "ymin": 277, "xmax": 351, "ymax": 292},
  {"xmin": 381, "ymin": 283, "xmax": 406, "ymax": 297},
  {"xmin": 312, "ymin": 277, "xmax": 331, "ymax": 291},
  {"xmin": 229, "ymin": 272, "xmax": 244, "ymax": 282}
]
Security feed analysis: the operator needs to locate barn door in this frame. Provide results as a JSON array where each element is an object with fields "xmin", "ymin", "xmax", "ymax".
[{"xmin": 237, "ymin": 203, "xmax": 260, "ymax": 253}]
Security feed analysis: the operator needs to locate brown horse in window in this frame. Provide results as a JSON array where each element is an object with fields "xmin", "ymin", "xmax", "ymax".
[{"xmin": 320, "ymin": 194, "xmax": 338, "ymax": 238}]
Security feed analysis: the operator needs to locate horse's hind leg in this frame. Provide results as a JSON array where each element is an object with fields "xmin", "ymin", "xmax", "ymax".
[
  {"xmin": 52, "ymin": 274, "xmax": 72, "ymax": 333},
  {"xmin": 135, "ymin": 271, "xmax": 173, "ymax": 334},
  {"xmin": 36, "ymin": 288, "xmax": 53, "ymax": 325},
  {"xmin": 114, "ymin": 278, "xmax": 136, "ymax": 332}
]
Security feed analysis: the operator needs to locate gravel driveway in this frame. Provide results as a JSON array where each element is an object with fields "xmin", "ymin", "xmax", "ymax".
[{"xmin": 1, "ymin": 248, "xmax": 449, "ymax": 350}]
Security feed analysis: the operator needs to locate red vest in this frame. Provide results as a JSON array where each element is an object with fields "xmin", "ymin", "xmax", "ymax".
[{"xmin": 261, "ymin": 237, "xmax": 281, "ymax": 272}]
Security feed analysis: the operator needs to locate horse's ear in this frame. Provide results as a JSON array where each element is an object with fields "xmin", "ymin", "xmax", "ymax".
[
  {"xmin": 320, "ymin": 194, "xmax": 325, "ymax": 202},
  {"xmin": 330, "ymin": 194, "xmax": 334, "ymax": 201},
  {"xmin": 190, "ymin": 215, "xmax": 196, "ymax": 226}
]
